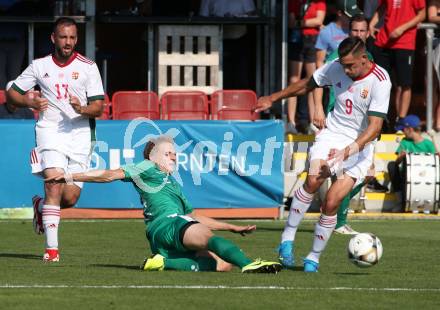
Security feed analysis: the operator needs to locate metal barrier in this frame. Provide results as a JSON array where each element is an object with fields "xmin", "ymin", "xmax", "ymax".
[{"xmin": 419, "ymin": 23, "xmax": 439, "ymax": 131}]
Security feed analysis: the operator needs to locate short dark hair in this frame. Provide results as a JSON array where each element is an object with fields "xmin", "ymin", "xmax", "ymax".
[
  {"xmin": 338, "ymin": 37, "xmax": 366, "ymax": 59},
  {"xmin": 349, "ymin": 14, "xmax": 368, "ymax": 31},
  {"xmin": 143, "ymin": 141, "xmax": 155, "ymax": 160},
  {"xmin": 53, "ymin": 17, "xmax": 77, "ymax": 33}
]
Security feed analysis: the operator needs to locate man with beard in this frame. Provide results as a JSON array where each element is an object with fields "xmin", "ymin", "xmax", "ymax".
[{"xmin": 7, "ymin": 17, "xmax": 105, "ymax": 262}]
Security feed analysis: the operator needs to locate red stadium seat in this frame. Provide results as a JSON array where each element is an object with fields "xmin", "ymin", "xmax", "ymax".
[
  {"xmin": 97, "ymin": 94, "xmax": 111, "ymax": 120},
  {"xmin": 0, "ymin": 90, "xmax": 5, "ymax": 104},
  {"xmin": 210, "ymin": 90, "xmax": 259, "ymax": 121},
  {"xmin": 161, "ymin": 91, "xmax": 209, "ymax": 120},
  {"xmin": 112, "ymin": 91, "xmax": 159, "ymax": 120}
]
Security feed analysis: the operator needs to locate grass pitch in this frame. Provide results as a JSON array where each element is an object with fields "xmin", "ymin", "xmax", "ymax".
[{"xmin": 1, "ymin": 219, "xmax": 439, "ymax": 310}]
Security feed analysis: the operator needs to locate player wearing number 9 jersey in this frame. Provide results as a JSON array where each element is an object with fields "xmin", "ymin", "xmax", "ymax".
[
  {"xmin": 7, "ymin": 17, "xmax": 104, "ymax": 262},
  {"xmin": 256, "ymin": 37, "xmax": 391, "ymax": 272}
]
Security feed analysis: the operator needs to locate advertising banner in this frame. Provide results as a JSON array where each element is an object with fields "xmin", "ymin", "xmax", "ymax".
[{"xmin": 0, "ymin": 120, "xmax": 284, "ymax": 213}]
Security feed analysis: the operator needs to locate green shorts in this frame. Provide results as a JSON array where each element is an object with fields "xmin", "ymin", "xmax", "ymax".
[
  {"xmin": 147, "ymin": 214, "xmax": 198, "ymax": 257},
  {"xmin": 146, "ymin": 215, "xmax": 217, "ymax": 271}
]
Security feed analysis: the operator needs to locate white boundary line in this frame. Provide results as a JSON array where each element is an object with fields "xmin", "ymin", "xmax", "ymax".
[
  {"xmin": 0, "ymin": 285, "xmax": 439, "ymax": 292},
  {"xmin": 1, "ymin": 218, "xmax": 439, "ymax": 223}
]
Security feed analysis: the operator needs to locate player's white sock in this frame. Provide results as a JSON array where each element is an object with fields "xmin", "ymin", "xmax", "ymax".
[
  {"xmin": 42, "ymin": 204, "xmax": 60, "ymax": 249},
  {"xmin": 306, "ymin": 214, "xmax": 337, "ymax": 263},
  {"xmin": 281, "ymin": 186, "xmax": 314, "ymax": 242}
]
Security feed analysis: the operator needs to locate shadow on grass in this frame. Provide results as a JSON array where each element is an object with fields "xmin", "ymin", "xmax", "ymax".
[
  {"xmin": 0, "ymin": 253, "xmax": 42, "ymax": 260},
  {"xmin": 289, "ymin": 266, "xmax": 305, "ymax": 272},
  {"xmin": 334, "ymin": 272, "xmax": 370, "ymax": 276},
  {"xmin": 256, "ymin": 227, "xmax": 314, "ymax": 233},
  {"xmin": 91, "ymin": 263, "xmax": 140, "ymax": 271}
]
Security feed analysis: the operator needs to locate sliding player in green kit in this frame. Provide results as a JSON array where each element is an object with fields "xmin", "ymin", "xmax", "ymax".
[{"xmin": 46, "ymin": 135, "xmax": 281, "ymax": 274}]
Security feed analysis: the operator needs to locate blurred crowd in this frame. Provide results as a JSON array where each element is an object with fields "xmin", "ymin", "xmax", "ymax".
[
  {"xmin": 286, "ymin": 0, "xmax": 440, "ymax": 134},
  {"xmin": 0, "ymin": 0, "xmax": 440, "ymax": 128}
]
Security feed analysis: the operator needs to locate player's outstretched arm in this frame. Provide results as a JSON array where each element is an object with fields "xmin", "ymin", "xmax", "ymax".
[
  {"xmin": 45, "ymin": 169, "xmax": 125, "ymax": 183},
  {"xmin": 255, "ymin": 77, "xmax": 317, "ymax": 112},
  {"xmin": 352, "ymin": 115, "xmax": 383, "ymax": 152},
  {"xmin": 189, "ymin": 212, "xmax": 256, "ymax": 236}
]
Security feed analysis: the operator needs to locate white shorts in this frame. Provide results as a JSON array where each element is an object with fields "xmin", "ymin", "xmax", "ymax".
[
  {"xmin": 308, "ymin": 128, "xmax": 374, "ymax": 186},
  {"xmin": 30, "ymin": 148, "xmax": 90, "ymax": 189},
  {"xmin": 30, "ymin": 121, "xmax": 93, "ymax": 188}
]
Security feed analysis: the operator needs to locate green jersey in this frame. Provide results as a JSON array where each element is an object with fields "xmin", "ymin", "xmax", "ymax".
[
  {"xmin": 121, "ymin": 160, "xmax": 194, "ymax": 227},
  {"xmin": 325, "ymin": 50, "xmax": 374, "ymax": 114},
  {"xmin": 396, "ymin": 138, "xmax": 436, "ymax": 154}
]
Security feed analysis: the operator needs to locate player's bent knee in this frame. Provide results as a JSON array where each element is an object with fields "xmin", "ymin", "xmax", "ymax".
[
  {"xmin": 61, "ymin": 185, "xmax": 81, "ymax": 208},
  {"xmin": 323, "ymin": 197, "xmax": 340, "ymax": 215},
  {"xmin": 44, "ymin": 182, "xmax": 63, "ymax": 199},
  {"xmin": 305, "ymin": 177, "xmax": 321, "ymax": 193},
  {"xmin": 61, "ymin": 195, "xmax": 79, "ymax": 208}
]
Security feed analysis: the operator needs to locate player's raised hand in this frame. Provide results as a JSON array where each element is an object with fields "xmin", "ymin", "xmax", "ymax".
[
  {"xmin": 69, "ymin": 94, "xmax": 82, "ymax": 114},
  {"xmin": 230, "ymin": 224, "xmax": 256, "ymax": 236},
  {"xmin": 255, "ymin": 96, "xmax": 273, "ymax": 113},
  {"xmin": 26, "ymin": 91, "xmax": 48, "ymax": 111}
]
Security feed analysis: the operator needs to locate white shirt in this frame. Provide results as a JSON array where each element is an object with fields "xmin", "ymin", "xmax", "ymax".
[
  {"xmin": 13, "ymin": 52, "xmax": 104, "ymax": 128},
  {"xmin": 313, "ymin": 59, "xmax": 391, "ymax": 140}
]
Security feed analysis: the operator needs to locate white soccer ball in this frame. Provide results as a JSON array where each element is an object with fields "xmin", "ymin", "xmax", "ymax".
[{"xmin": 347, "ymin": 233, "xmax": 383, "ymax": 268}]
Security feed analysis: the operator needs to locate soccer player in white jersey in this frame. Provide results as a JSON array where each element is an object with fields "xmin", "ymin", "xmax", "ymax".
[
  {"xmin": 256, "ymin": 37, "xmax": 391, "ymax": 272},
  {"xmin": 7, "ymin": 17, "xmax": 105, "ymax": 262}
]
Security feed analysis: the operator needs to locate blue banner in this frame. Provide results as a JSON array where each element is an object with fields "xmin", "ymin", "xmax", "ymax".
[{"xmin": 0, "ymin": 120, "xmax": 284, "ymax": 210}]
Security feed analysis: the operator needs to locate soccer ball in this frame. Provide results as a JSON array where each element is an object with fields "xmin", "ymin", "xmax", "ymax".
[{"xmin": 347, "ymin": 233, "xmax": 383, "ymax": 268}]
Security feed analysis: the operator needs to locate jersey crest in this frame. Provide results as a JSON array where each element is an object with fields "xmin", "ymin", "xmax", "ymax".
[{"xmin": 360, "ymin": 88, "xmax": 369, "ymax": 99}]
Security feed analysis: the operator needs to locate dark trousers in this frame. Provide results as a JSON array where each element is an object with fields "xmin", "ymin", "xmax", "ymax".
[{"xmin": 387, "ymin": 161, "xmax": 406, "ymax": 210}]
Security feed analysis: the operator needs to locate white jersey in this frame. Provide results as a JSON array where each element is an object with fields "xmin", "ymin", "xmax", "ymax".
[
  {"xmin": 313, "ymin": 60, "xmax": 391, "ymax": 140},
  {"xmin": 12, "ymin": 52, "xmax": 104, "ymax": 128},
  {"xmin": 13, "ymin": 52, "xmax": 104, "ymax": 164}
]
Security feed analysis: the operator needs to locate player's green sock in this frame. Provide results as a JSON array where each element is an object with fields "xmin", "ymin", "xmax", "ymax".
[
  {"xmin": 336, "ymin": 195, "xmax": 350, "ymax": 229},
  {"xmin": 336, "ymin": 182, "xmax": 365, "ymax": 229},
  {"xmin": 164, "ymin": 257, "xmax": 200, "ymax": 272},
  {"xmin": 349, "ymin": 182, "xmax": 365, "ymax": 200},
  {"xmin": 164, "ymin": 256, "xmax": 217, "ymax": 272},
  {"xmin": 207, "ymin": 236, "xmax": 252, "ymax": 268}
]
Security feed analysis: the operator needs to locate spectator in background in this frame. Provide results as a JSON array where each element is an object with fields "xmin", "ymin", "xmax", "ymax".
[
  {"xmin": 286, "ymin": 0, "xmax": 326, "ymax": 134},
  {"xmin": 313, "ymin": 0, "xmax": 360, "ymax": 119},
  {"xmin": 0, "ymin": 0, "xmax": 26, "ymax": 89},
  {"xmin": 370, "ymin": 0, "xmax": 426, "ymax": 127},
  {"xmin": 428, "ymin": 0, "xmax": 440, "ymax": 131},
  {"xmin": 315, "ymin": 0, "xmax": 359, "ymax": 68},
  {"xmin": 387, "ymin": 115, "xmax": 436, "ymax": 202},
  {"xmin": 199, "ymin": 0, "xmax": 256, "ymax": 89},
  {"xmin": 362, "ymin": 0, "xmax": 383, "ymax": 51},
  {"xmin": 363, "ymin": 0, "xmax": 379, "ymax": 20},
  {"xmin": 0, "ymin": 81, "xmax": 34, "ymax": 119}
]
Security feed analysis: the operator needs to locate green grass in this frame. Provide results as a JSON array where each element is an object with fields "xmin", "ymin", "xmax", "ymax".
[{"xmin": 1, "ymin": 219, "xmax": 439, "ymax": 310}]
